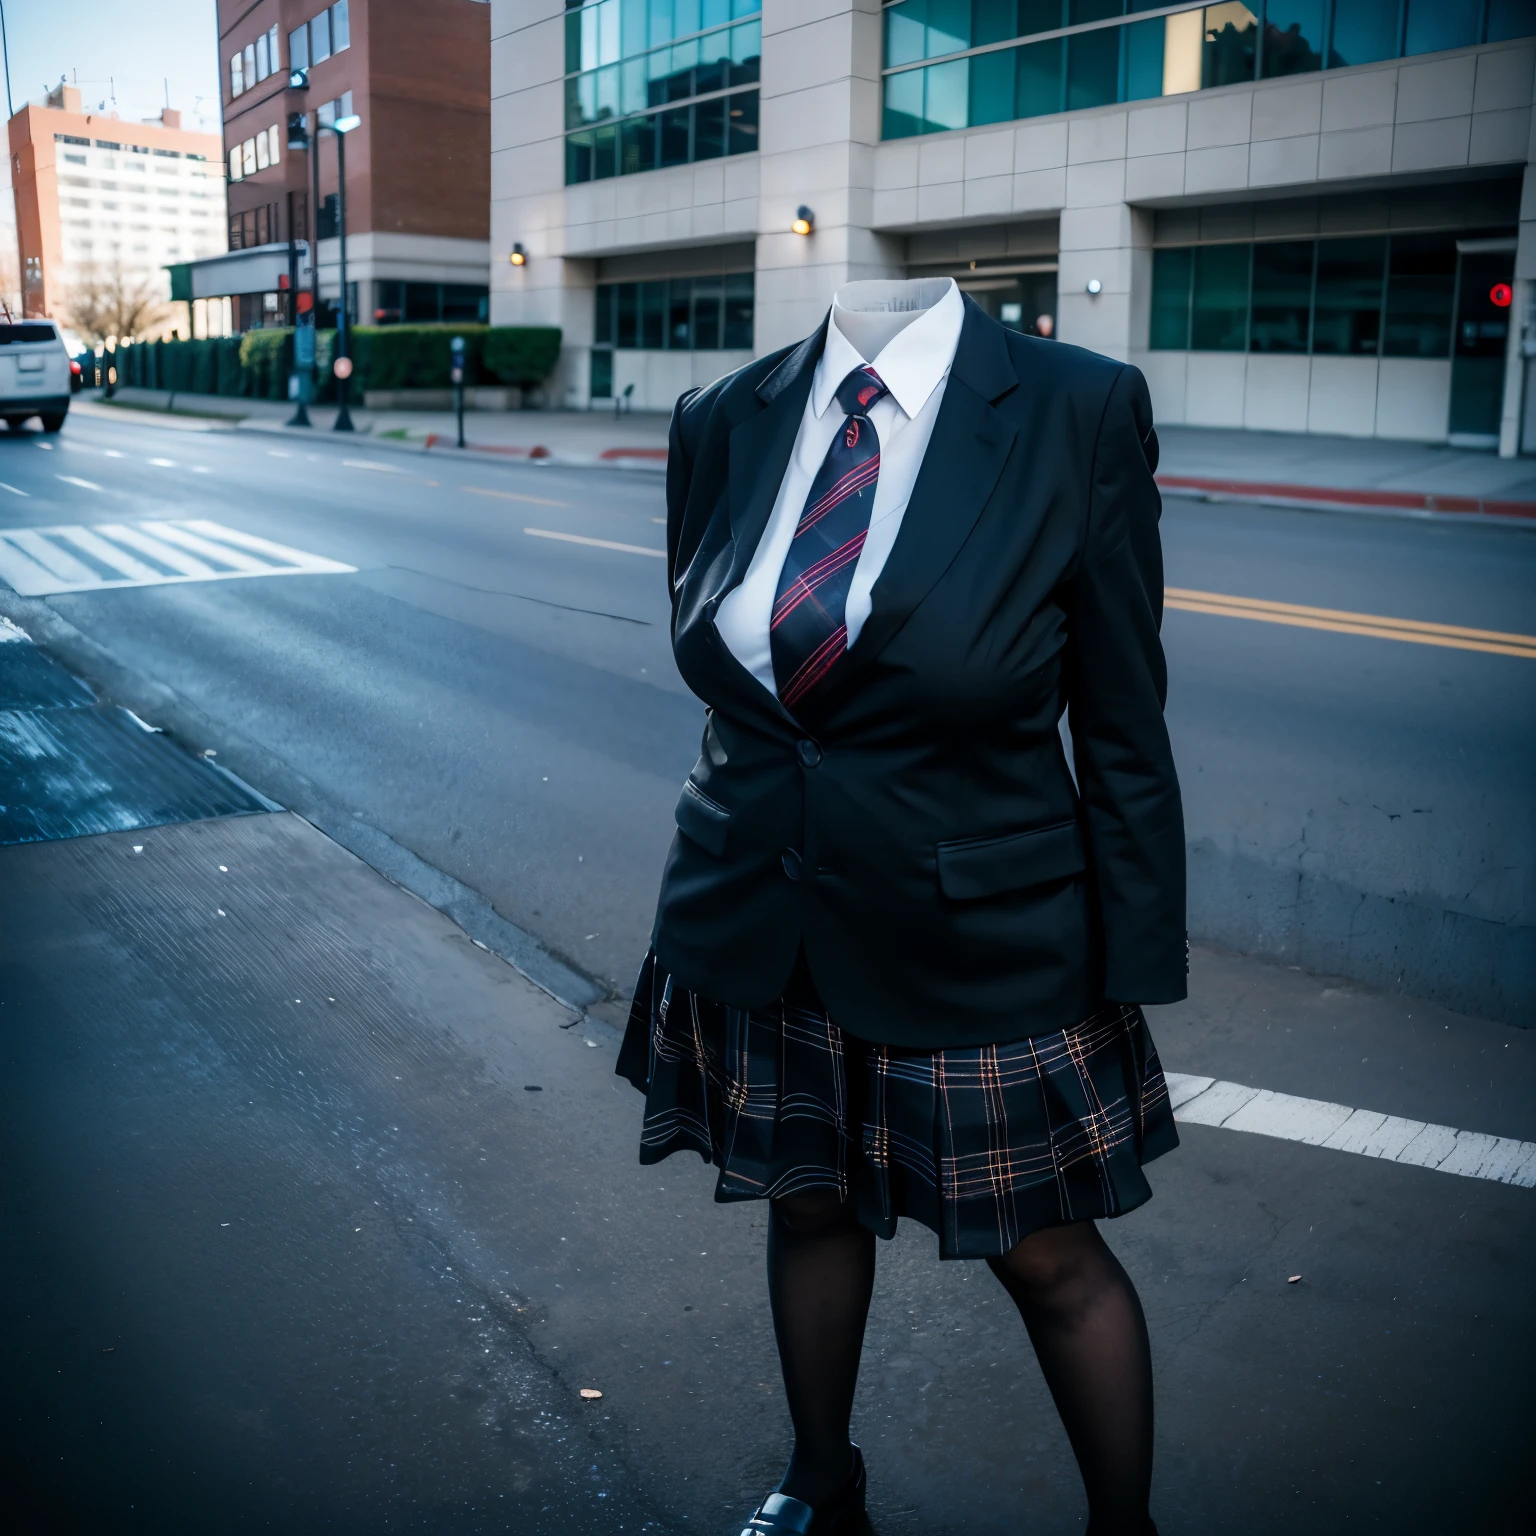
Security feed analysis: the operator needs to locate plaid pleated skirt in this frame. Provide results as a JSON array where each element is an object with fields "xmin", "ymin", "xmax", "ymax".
[{"xmin": 616, "ymin": 951, "xmax": 1179, "ymax": 1260}]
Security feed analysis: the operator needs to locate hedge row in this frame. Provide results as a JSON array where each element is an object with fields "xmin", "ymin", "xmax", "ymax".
[{"xmin": 117, "ymin": 325, "xmax": 562, "ymax": 401}]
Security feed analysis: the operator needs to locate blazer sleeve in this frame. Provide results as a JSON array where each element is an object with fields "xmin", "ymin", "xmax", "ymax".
[
  {"xmin": 665, "ymin": 387, "xmax": 700, "ymax": 601},
  {"xmin": 1064, "ymin": 363, "xmax": 1187, "ymax": 1005}
]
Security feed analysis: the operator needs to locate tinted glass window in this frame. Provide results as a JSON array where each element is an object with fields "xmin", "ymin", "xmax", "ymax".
[
  {"xmin": 1383, "ymin": 233, "xmax": 1457, "ymax": 359},
  {"xmin": 1404, "ymin": 0, "xmax": 1481, "ymax": 57},
  {"xmin": 1327, "ymin": 0, "xmax": 1398, "ymax": 67},
  {"xmin": 1261, "ymin": 0, "xmax": 1323, "ymax": 77},
  {"xmin": 0, "ymin": 324, "xmax": 59, "ymax": 344},
  {"xmin": 1149, "ymin": 248, "xmax": 1192, "ymax": 350},
  {"xmin": 1312, "ymin": 236, "xmax": 1385, "ymax": 355},
  {"xmin": 1250, "ymin": 240, "xmax": 1313, "ymax": 352},
  {"xmin": 1191, "ymin": 243, "xmax": 1250, "ymax": 350}
]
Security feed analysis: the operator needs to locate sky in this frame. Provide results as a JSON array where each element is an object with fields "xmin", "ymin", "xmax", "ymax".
[{"xmin": 1, "ymin": 0, "xmax": 222, "ymax": 133}]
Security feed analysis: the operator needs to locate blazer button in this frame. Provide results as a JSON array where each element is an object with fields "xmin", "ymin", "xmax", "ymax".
[
  {"xmin": 781, "ymin": 848, "xmax": 802, "ymax": 881},
  {"xmin": 796, "ymin": 739, "xmax": 822, "ymax": 768}
]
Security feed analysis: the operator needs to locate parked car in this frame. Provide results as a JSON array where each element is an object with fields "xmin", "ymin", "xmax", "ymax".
[
  {"xmin": 0, "ymin": 320, "xmax": 73, "ymax": 430},
  {"xmin": 57, "ymin": 327, "xmax": 88, "ymax": 393}
]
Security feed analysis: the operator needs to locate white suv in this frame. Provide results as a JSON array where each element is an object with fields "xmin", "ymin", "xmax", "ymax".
[{"xmin": 0, "ymin": 320, "xmax": 72, "ymax": 432}]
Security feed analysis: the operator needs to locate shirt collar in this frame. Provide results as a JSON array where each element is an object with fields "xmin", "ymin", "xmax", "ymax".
[{"xmin": 812, "ymin": 277, "xmax": 964, "ymax": 421}]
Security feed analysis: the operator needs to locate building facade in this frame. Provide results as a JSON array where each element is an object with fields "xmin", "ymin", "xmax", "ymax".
[
  {"xmin": 8, "ymin": 84, "xmax": 225, "ymax": 334},
  {"xmin": 209, "ymin": 0, "xmax": 492, "ymax": 331},
  {"xmin": 491, "ymin": 1, "xmax": 1536, "ymax": 453}
]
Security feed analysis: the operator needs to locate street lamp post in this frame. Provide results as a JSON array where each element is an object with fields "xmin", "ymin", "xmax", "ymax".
[{"xmin": 330, "ymin": 114, "xmax": 359, "ymax": 433}]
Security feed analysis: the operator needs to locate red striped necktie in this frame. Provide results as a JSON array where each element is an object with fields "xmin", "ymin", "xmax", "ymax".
[{"xmin": 770, "ymin": 365, "xmax": 888, "ymax": 711}]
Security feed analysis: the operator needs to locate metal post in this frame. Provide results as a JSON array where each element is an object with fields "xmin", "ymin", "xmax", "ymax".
[
  {"xmin": 285, "ymin": 187, "xmax": 310, "ymax": 426},
  {"xmin": 451, "ymin": 334, "xmax": 466, "ymax": 448},
  {"xmin": 333, "ymin": 126, "xmax": 353, "ymax": 432},
  {"xmin": 310, "ymin": 111, "xmax": 322, "ymax": 408}
]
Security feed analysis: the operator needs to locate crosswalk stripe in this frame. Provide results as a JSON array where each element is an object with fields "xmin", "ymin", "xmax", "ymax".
[
  {"xmin": 1165, "ymin": 1072, "xmax": 1536, "ymax": 1187},
  {"xmin": 0, "ymin": 519, "xmax": 355, "ymax": 595},
  {"xmin": 139, "ymin": 520, "xmax": 271, "ymax": 573},
  {"xmin": 96, "ymin": 522, "xmax": 222, "ymax": 579}
]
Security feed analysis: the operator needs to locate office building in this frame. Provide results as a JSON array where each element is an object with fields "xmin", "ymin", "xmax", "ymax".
[
  {"xmin": 492, "ymin": 2, "xmax": 1536, "ymax": 453},
  {"xmin": 7, "ymin": 84, "xmax": 225, "ymax": 334},
  {"xmin": 192, "ymin": 0, "xmax": 492, "ymax": 331}
]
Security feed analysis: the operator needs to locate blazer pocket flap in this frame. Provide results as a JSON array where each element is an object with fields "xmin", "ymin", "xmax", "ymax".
[
  {"xmin": 937, "ymin": 820, "xmax": 1086, "ymax": 900},
  {"xmin": 675, "ymin": 778, "xmax": 730, "ymax": 856}
]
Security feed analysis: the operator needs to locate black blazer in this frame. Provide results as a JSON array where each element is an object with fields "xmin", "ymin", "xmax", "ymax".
[{"xmin": 650, "ymin": 297, "xmax": 1186, "ymax": 1050}]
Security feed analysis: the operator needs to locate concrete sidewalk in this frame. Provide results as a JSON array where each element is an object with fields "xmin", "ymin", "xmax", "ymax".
[{"xmin": 86, "ymin": 386, "xmax": 1536, "ymax": 522}]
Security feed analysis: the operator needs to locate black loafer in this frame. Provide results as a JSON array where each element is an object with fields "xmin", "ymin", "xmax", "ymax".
[{"xmin": 740, "ymin": 1446, "xmax": 867, "ymax": 1535}]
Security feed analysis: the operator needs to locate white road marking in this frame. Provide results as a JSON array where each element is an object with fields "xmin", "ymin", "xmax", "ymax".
[
  {"xmin": 523, "ymin": 527, "xmax": 666, "ymax": 558},
  {"xmin": 148, "ymin": 457, "xmax": 177, "ymax": 468},
  {"xmin": 0, "ymin": 482, "xmax": 29, "ymax": 496},
  {"xmin": 34, "ymin": 441, "xmax": 53, "ymax": 450},
  {"xmin": 103, "ymin": 449, "xmax": 124, "ymax": 458},
  {"xmin": 1166, "ymin": 1073, "xmax": 1536, "ymax": 1188},
  {"xmin": 0, "ymin": 518, "xmax": 354, "ymax": 595},
  {"xmin": 191, "ymin": 465, "xmax": 211, "ymax": 474},
  {"xmin": 343, "ymin": 458, "xmax": 404, "ymax": 474},
  {"xmin": 57, "ymin": 474, "xmax": 103, "ymax": 491}
]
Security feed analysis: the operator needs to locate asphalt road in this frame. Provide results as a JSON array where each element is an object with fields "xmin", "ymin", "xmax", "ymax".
[
  {"xmin": 2, "ymin": 404, "xmax": 1535, "ymax": 1534},
  {"xmin": 0, "ymin": 401, "xmax": 1531, "ymax": 1020}
]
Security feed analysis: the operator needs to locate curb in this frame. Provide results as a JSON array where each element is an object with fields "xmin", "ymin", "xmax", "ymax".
[{"xmin": 1156, "ymin": 473, "xmax": 1536, "ymax": 525}]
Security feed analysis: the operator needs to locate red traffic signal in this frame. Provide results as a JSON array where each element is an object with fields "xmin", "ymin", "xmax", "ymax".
[{"xmin": 1490, "ymin": 282, "xmax": 1513, "ymax": 308}]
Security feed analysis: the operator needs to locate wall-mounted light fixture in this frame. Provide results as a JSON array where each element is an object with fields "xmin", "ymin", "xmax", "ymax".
[
  {"xmin": 509, "ymin": 243, "xmax": 528, "ymax": 267},
  {"xmin": 1085, "ymin": 278, "xmax": 1102, "ymax": 295},
  {"xmin": 791, "ymin": 206, "xmax": 814, "ymax": 236}
]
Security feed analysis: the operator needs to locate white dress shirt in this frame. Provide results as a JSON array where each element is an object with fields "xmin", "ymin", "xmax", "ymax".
[{"xmin": 715, "ymin": 277, "xmax": 965, "ymax": 694}]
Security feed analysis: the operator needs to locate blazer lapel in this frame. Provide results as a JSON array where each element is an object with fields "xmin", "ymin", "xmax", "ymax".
[
  {"xmin": 831, "ymin": 298, "xmax": 1019, "ymax": 679},
  {"xmin": 724, "ymin": 322, "xmax": 824, "ymax": 592}
]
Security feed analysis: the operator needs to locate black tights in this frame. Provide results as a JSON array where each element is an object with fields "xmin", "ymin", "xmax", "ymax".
[{"xmin": 766, "ymin": 1192, "xmax": 1154, "ymax": 1533}]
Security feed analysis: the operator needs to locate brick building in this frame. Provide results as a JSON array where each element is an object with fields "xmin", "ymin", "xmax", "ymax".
[{"xmin": 200, "ymin": 0, "xmax": 492, "ymax": 331}]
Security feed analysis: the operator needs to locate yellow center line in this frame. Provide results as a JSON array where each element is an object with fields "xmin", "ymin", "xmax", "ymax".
[
  {"xmin": 464, "ymin": 485, "xmax": 569, "ymax": 508},
  {"xmin": 1166, "ymin": 588, "xmax": 1536, "ymax": 660},
  {"xmin": 524, "ymin": 527, "xmax": 666, "ymax": 558}
]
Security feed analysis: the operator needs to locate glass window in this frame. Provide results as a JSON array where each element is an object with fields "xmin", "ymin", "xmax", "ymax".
[
  {"xmin": 1067, "ymin": 24, "xmax": 1119, "ymax": 110},
  {"xmin": 694, "ymin": 95, "xmax": 726, "ymax": 159},
  {"xmin": 594, "ymin": 286, "xmax": 615, "ymax": 347},
  {"xmin": 268, "ymin": 124, "xmax": 281, "ymax": 165},
  {"xmin": 1015, "ymin": 36, "xmax": 1064, "ymax": 118},
  {"xmin": 228, "ymin": 147, "xmax": 243, "ymax": 182},
  {"xmin": 973, "ymin": 0, "xmax": 1019, "ymax": 47},
  {"xmin": 727, "ymin": 88, "xmax": 758, "ymax": 154},
  {"xmin": 1487, "ymin": 0, "xmax": 1536, "ymax": 43},
  {"xmin": 729, "ymin": 19, "xmax": 760, "ymax": 83},
  {"xmin": 444, "ymin": 286, "xmax": 489, "ymax": 323},
  {"xmin": 289, "ymin": 26, "xmax": 310, "ymax": 72},
  {"xmin": 244, "ymin": 43, "xmax": 256, "ymax": 88},
  {"xmin": 312, "ymin": 12, "xmax": 332, "ymax": 64},
  {"xmin": 884, "ymin": 67, "xmax": 925, "ymax": 138},
  {"xmin": 969, "ymin": 48, "xmax": 1016, "ymax": 127},
  {"xmin": 641, "ymin": 280, "xmax": 667, "ymax": 348},
  {"xmin": 616, "ymin": 283, "xmax": 639, "ymax": 346},
  {"xmin": 257, "ymin": 31, "xmax": 270, "ymax": 81},
  {"xmin": 926, "ymin": 58, "xmax": 970, "ymax": 131},
  {"xmin": 1149, "ymin": 247, "xmax": 1192, "ymax": 350},
  {"xmin": 1072, "ymin": 0, "xmax": 1122, "ymax": 22},
  {"xmin": 1383, "ymin": 233, "xmax": 1457, "ymax": 359},
  {"xmin": 269, "ymin": 24, "xmax": 281, "ymax": 72},
  {"xmin": 1202, "ymin": 3, "xmax": 1257, "ymax": 88},
  {"xmin": 1249, "ymin": 240, "xmax": 1313, "ymax": 352},
  {"xmin": 694, "ymin": 275, "xmax": 723, "ymax": 348},
  {"xmin": 332, "ymin": 0, "xmax": 351, "ymax": 52},
  {"xmin": 231, "ymin": 52, "xmax": 244, "ymax": 97},
  {"xmin": 669, "ymin": 278, "xmax": 693, "ymax": 348},
  {"xmin": 242, "ymin": 139, "xmax": 257, "ymax": 177},
  {"xmin": 660, "ymin": 105, "xmax": 691, "ymax": 164},
  {"xmin": 926, "ymin": 0, "xmax": 971, "ymax": 58},
  {"xmin": 1404, "ymin": 0, "xmax": 1481, "ymax": 57},
  {"xmin": 594, "ymin": 122, "xmax": 618, "ymax": 177},
  {"xmin": 1124, "ymin": 17, "xmax": 1167, "ymax": 101},
  {"xmin": 1312, "ymin": 236, "xmax": 1385, "ymax": 355},
  {"xmin": 886, "ymin": 0, "xmax": 929, "ymax": 67},
  {"xmin": 621, "ymin": 114, "xmax": 658, "ymax": 173},
  {"xmin": 1018, "ymin": 0, "xmax": 1064, "ymax": 33},
  {"xmin": 256, "ymin": 128, "xmax": 271, "ymax": 170},
  {"xmin": 1327, "ymin": 0, "xmax": 1398, "ymax": 67},
  {"xmin": 1191, "ymin": 243, "xmax": 1249, "ymax": 350},
  {"xmin": 568, "ymin": 129, "xmax": 595, "ymax": 182},
  {"xmin": 1260, "ymin": 0, "xmax": 1323, "ymax": 77},
  {"xmin": 724, "ymin": 272, "xmax": 753, "ymax": 348},
  {"xmin": 590, "ymin": 344, "xmax": 614, "ymax": 399}
]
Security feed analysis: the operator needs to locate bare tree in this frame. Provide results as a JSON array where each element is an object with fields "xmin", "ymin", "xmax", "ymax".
[{"xmin": 63, "ymin": 262, "xmax": 172, "ymax": 344}]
